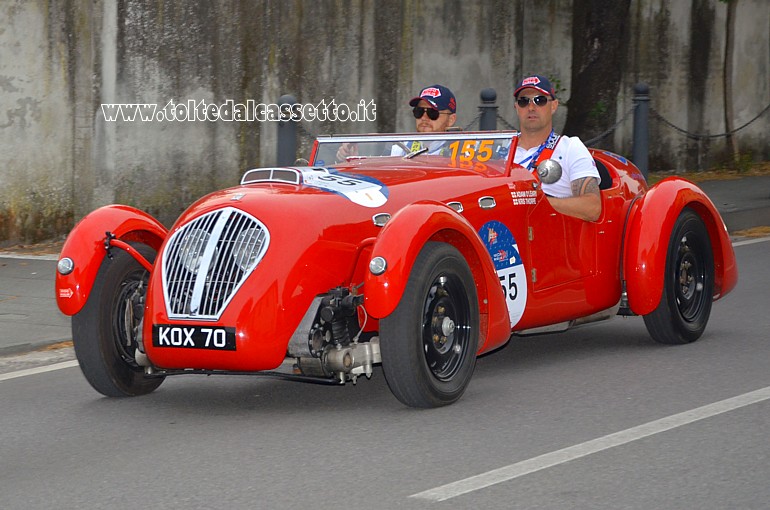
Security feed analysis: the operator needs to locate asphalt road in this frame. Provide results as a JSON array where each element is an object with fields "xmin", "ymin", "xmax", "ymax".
[{"xmin": 1, "ymin": 238, "xmax": 768, "ymax": 510}]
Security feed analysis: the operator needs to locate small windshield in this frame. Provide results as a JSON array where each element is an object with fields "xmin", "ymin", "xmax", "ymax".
[{"xmin": 311, "ymin": 132, "xmax": 519, "ymax": 168}]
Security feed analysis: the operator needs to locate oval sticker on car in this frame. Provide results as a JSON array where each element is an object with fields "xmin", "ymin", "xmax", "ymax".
[{"xmin": 298, "ymin": 167, "xmax": 388, "ymax": 208}]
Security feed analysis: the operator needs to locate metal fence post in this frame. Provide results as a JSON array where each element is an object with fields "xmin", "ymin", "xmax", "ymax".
[
  {"xmin": 277, "ymin": 94, "xmax": 298, "ymax": 166},
  {"xmin": 632, "ymin": 83, "xmax": 650, "ymax": 179},
  {"xmin": 479, "ymin": 88, "xmax": 497, "ymax": 131}
]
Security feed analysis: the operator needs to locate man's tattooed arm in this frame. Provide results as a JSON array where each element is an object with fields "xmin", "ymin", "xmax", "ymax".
[{"xmin": 571, "ymin": 176, "xmax": 601, "ymax": 198}]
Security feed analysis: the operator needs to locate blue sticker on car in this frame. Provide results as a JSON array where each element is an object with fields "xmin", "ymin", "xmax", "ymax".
[
  {"xmin": 601, "ymin": 151, "xmax": 628, "ymax": 165},
  {"xmin": 479, "ymin": 220, "xmax": 527, "ymax": 328}
]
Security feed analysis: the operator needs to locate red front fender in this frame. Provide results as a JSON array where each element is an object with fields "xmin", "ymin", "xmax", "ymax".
[
  {"xmin": 363, "ymin": 201, "xmax": 511, "ymax": 354},
  {"xmin": 623, "ymin": 178, "xmax": 738, "ymax": 316},
  {"xmin": 55, "ymin": 205, "xmax": 168, "ymax": 316}
]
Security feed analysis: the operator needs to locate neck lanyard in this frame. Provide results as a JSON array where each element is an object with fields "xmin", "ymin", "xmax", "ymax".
[{"xmin": 519, "ymin": 130, "xmax": 556, "ymax": 170}]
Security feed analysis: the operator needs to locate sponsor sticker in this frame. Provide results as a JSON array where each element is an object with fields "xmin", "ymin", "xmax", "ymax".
[
  {"xmin": 510, "ymin": 189, "xmax": 537, "ymax": 206},
  {"xmin": 479, "ymin": 221, "xmax": 527, "ymax": 328},
  {"xmin": 299, "ymin": 167, "xmax": 388, "ymax": 208}
]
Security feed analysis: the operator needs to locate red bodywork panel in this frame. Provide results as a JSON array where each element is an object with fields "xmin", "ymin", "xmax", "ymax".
[
  {"xmin": 623, "ymin": 177, "xmax": 738, "ymax": 315},
  {"xmin": 55, "ymin": 205, "xmax": 167, "ymax": 316},
  {"xmin": 362, "ymin": 201, "xmax": 512, "ymax": 354}
]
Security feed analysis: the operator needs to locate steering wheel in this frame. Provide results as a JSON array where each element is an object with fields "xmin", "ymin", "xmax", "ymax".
[{"xmin": 395, "ymin": 142, "xmax": 411, "ymax": 154}]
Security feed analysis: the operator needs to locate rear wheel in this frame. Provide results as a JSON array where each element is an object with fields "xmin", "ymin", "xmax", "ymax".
[
  {"xmin": 380, "ymin": 242, "xmax": 479, "ymax": 408},
  {"xmin": 644, "ymin": 209, "xmax": 714, "ymax": 344},
  {"xmin": 72, "ymin": 243, "xmax": 164, "ymax": 396}
]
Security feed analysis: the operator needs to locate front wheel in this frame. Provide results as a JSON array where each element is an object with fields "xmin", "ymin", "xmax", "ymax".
[
  {"xmin": 644, "ymin": 208, "xmax": 714, "ymax": 344},
  {"xmin": 380, "ymin": 242, "xmax": 480, "ymax": 408},
  {"xmin": 72, "ymin": 243, "xmax": 164, "ymax": 396}
]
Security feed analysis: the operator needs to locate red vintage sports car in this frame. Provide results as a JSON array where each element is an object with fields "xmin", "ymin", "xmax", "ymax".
[{"xmin": 55, "ymin": 132, "xmax": 738, "ymax": 407}]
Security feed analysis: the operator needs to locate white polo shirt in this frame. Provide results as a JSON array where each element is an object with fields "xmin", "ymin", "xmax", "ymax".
[{"xmin": 514, "ymin": 135, "xmax": 599, "ymax": 198}]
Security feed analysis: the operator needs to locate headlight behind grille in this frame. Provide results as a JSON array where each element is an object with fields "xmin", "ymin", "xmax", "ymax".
[{"xmin": 162, "ymin": 207, "xmax": 270, "ymax": 319}]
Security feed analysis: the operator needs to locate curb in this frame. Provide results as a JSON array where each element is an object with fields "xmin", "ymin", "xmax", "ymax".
[
  {"xmin": 0, "ymin": 338, "xmax": 73, "ymax": 357},
  {"xmin": 719, "ymin": 206, "xmax": 770, "ymax": 233}
]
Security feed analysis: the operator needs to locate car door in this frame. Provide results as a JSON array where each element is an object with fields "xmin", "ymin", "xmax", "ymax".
[{"xmin": 525, "ymin": 196, "xmax": 598, "ymax": 291}]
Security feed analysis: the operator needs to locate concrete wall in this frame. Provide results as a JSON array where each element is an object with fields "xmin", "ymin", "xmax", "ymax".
[
  {"xmin": 1, "ymin": 0, "xmax": 768, "ymax": 242},
  {"xmin": 0, "ymin": 2, "xmax": 76, "ymax": 241}
]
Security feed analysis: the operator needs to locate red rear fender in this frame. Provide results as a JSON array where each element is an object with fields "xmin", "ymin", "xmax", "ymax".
[
  {"xmin": 623, "ymin": 178, "xmax": 737, "ymax": 315},
  {"xmin": 55, "ymin": 205, "xmax": 168, "ymax": 316}
]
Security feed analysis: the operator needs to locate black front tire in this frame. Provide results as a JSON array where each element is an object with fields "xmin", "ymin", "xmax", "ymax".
[
  {"xmin": 644, "ymin": 208, "xmax": 714, "ymax": 344},
  {"xmin": 72, "ymin": 243, "xmax": 164, "ymax": 396},
  {"xmin": 380, "ymin": 242, "xmax": 480, "ymax": 408}
]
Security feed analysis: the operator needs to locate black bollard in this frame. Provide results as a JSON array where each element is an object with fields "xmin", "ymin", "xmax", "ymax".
[
  {"xmin": 277, "ymin": 94, "xmax": 298, "ymax": 166},
  {"xmin": 479, "ymin": 88, "xmax": 498, "ymax": 131},
  {"xmin": 632, "ymin": 83, "xmax": 650, "ymax": 180}
]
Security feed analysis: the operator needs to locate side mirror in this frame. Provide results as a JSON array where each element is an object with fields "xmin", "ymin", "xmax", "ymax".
[{"xmin": 536, "ymin": 159, "xmax": 562, "ymax": 184}]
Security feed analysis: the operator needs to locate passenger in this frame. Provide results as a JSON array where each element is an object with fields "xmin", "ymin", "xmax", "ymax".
[
  {"xmin": 336, "ymin": 84, "xmax": 457, "ymax": 160},
  {"xmin": 390, "ymin": 84, "xmax": 457, "ymax": 155},
  {"xmin": 409, "ymin": 84, "xmax": 457, "ymax": 133},
  {"xmin": 512, "ymin": 74, "xmax": 601, "ymax": 221}
]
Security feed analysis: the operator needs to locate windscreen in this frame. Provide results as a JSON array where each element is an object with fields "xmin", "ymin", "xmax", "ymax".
[{"xmin": 311, "ymin": 132, "xmax": 519, "ymax": 168}]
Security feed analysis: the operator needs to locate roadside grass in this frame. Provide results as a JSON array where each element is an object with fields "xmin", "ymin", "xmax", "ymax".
[
  {"xmin": 732, "ymin": 226, "xmax": 770, "ymax": 238},
  {"xmin": 647, "ymin": 161, "xmax": 770, "ymax": 185},
  {"xmin": 39, "ymin": 341, "xmax": 74, "ymax": 351},
  {"xmin": 0, "ymin": 238, "xmax": 64, "ymax": 256}
]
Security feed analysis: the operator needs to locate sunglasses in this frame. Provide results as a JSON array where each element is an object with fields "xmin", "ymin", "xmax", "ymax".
[
  {"xmin": 412, "ymin": 106, "xmax": 450, "ymax": 120},
  {"xmin": 516, "ymin": 95, "xmax": 552, "ymax": 107}
]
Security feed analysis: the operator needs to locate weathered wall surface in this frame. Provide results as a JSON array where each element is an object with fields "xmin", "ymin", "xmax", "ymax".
[
  {"xmin": 619, "ymin": 0, "xmax": 770, "ymax": 170},
  {"xmin": 0, "ymin": 2, "xmax": 75, "ymax": 241},
  {"xmin": 1, "ymin": 0, "xmax": 768, "ymax": 241}
]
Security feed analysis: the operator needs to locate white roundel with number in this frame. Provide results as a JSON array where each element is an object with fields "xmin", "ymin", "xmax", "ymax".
[
  {"xmin": 299, "ymin": 167, "xmax": 388, "ymax": 208},
  {"xmin": 479, "ymin": 221, "xmax": 528, "ymax": 328}
]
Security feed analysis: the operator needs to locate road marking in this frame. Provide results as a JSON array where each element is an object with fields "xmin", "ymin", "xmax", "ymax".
[
  {"xmin": 733, "ymin": 236, "xmax": 770, "ymax": 247},
  {"xmin": 0, "ymin": 360, "xmax": 79, "ymax": 382},
  {"xmin": 411, "ymin": 385, "xmax": 770, "ymax": 502}
]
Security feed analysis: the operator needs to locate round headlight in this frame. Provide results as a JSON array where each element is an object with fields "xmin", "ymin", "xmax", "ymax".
[
  {"xmin": 178, "ymin": 229, "xmax": 210, "ymax": 274},
  {"xmin": 232, "ymin": 227, "xmax": 266, "ymax": 272},
  {"xmin": 57, "ymin": 257, "xmax": 75, "ymax": 275}
]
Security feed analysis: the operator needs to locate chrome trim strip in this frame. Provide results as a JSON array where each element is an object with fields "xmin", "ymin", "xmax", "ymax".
[{"xmin": 189, "ymin": 210, "xmax": 232, "ymax": 315}]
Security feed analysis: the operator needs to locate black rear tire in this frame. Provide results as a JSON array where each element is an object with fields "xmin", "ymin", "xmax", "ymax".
[
  {"xmin": 380, "ymin": 242, "xmax": 479, "ymax": 408},
  {"xmin": 72, "ymin": 243, "xmax": 164, "ymax": 396},
  {"xmin": 644, "ymin": 209, "xmax": 714, "ymax": 344}
]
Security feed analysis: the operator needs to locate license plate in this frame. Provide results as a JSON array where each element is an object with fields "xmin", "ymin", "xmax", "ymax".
[{"xmin": 152, "ymin": 325, "xmax": 236, "ymax": 351}]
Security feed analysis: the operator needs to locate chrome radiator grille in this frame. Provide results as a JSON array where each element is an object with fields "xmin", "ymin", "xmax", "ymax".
[{"xmin": 162, "ymin": 207, "xmax": 269, "ymax": 320}]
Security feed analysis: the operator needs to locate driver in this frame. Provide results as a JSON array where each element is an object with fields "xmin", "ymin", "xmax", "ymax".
[
  {"xmin": 336, "ymin": 84, "xmax": 457, "ymax": 160},
  {"xmin": 512, "ymin": 74, "xmax": 601, "ymax": 221}
]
